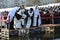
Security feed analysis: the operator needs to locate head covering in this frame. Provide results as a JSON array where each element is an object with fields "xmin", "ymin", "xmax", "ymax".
[
  {"xmin": 30, "ymin": 8, "xmax": 33, "ymax": 12},
  {"xmin": 35, "ymin": 5, "xmax": 38, "ymax": 9}
]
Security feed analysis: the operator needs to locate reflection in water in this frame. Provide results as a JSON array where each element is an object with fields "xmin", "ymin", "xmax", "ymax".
[
  {"xmin": 1, "ymin": 33, "xmax": 60, "ymax": 40},
  {"xmin": 1, "ymin": 29, "xmax": 60, "ymax": 40},
  {"xmin": 9, "ymin": 33, "xmax": 55, "ymax": 40},
  {"xmin": 9, "ymin": 32, "xmax": 60, "ymax": 40},
  {"xmin": 10, "ymin": 34, "xmax": 41, "ymax": 40},
  {"xmin": 55, "ymin": 39, "xmax": 60, "ymax": 40}
]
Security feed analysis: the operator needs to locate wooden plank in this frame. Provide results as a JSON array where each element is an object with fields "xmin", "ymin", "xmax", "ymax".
[
  {"xmin": 1, "ymin": 28, "xmax": 9, "ymax": 32},
  {"xmin": 29, "ymin": 24, "xmax": 60, "ymax": 29},
  {"xmin": 41, "ymin": 24, "xmax": 60, "ymax": 27},
  {"xmin": 9, "ymin": 24, "xmax": 60, "ymax": 30},
  {"xmin": 1, "ymin": 24, "xmax": 59, "ymax": 31}
]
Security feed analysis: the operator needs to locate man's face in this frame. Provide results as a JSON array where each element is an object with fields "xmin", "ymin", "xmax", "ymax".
[
  {"xmin": 21, "ymin": 5, "xmax": 25, "ymax": 9},
  {"xmin": 3, "ymin": 13, "xmax": 7, "ymax": 17}
]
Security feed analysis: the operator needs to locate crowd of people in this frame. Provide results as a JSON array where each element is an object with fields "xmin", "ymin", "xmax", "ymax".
[
  {"xmin": 0, "ymin": 5, "xmax": 41, "ymax": 35},
  {"xmin": 0, "ymin": 5, "xmax": 60, "ymax": 35},
  {"xmin": 10, "ymin": 5, "xmax": 41, "ymax": 30},
  {"xmin": 40, "ymin": 6, "xmax": 60, "ymax": 24},
  {"xmin": 0, "ymin": 5, "xmax": 41, "ymax": 29},
  {"xmin": 0, "ymin": 5, "xmax": 60, "ymax": 29}
]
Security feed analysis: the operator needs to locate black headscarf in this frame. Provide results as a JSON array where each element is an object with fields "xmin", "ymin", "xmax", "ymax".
[{"xmin": 30, "ymin": 8, "xmax": 33, "ymax": 13}]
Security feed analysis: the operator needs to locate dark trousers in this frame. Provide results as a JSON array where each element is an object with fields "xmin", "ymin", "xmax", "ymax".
[{"xmin": 10, "ymin": 20, "xmax": 14, "ymax": 29}]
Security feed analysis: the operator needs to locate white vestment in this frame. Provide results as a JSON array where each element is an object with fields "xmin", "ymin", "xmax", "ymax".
[
  {"xmin": 33, "ymin": 9, "xmax": 41, "ymax": 26},
  {"xmin": 14, "ymin": 9, "xmax": 26, "ymax": 28},
  {"xmin": 26, "ymin": 11, "xmax": 33, "ymax": 29},
  {"xmin": 7, "ymin": 7, "xmax": 19, "ymax": 22}
]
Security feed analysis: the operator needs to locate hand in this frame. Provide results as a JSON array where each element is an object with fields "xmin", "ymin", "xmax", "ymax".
[{"xmin": 14, "ymin": 25, "xmax": 17, "ymax": 30}]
